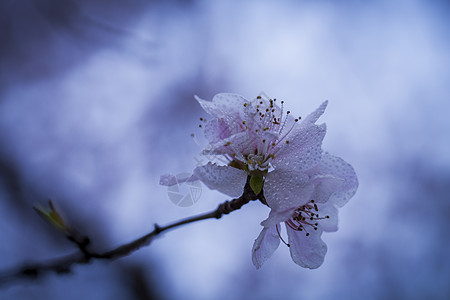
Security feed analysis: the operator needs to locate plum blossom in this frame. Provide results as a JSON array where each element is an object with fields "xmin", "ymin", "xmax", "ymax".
[{"xmin": 161, "ymin": 93, "xmax": 358, "ymax": 269}]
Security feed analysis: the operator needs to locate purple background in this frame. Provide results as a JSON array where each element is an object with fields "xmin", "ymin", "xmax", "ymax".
[{"xmin": 1, "ymin": 1, "xmax": 449, "ymax": 299}]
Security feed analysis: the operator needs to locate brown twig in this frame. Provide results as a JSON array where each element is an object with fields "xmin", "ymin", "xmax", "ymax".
[{"xmin": 0, "ymin": 176, "xmax": 263, "ymax": 288}]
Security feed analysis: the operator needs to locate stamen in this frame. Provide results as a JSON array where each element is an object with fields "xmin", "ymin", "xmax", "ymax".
[
  {"xmin": 276, "ymin": 224, "xmax": 290, "ymax": 247},
  {"xmin": 198, "ymin": 94, "xmax": 304, "ymax": 174},
  {"xmin": 288, "ymin": 200, "xmax": 329, "ymax": 236}
]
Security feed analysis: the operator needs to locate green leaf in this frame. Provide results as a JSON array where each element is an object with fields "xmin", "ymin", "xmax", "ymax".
[
  {"xmin": 249, "ymin": 175, "xmax": 264, "ymax": 195},
  {"xmin": 33, "ymin": 200, "xmax": 68, "ymax": 232}
]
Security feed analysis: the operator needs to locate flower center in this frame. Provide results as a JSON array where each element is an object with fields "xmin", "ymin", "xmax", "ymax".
[
  {"xmin": 276, "ymin": 200, "xmax": 330, "ymax": 247},
  {"xmin": 222, "ymin": 94, "xmax": 301, "ymax": 173},
  {"xmin": 286, "ymin": 200, "xmax": 330, "ymax": 236}
]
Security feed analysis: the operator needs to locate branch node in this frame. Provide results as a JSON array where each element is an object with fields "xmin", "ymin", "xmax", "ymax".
[{"xmin": 154, "ymin": 223, "xmax": 162, "ymax": 234}]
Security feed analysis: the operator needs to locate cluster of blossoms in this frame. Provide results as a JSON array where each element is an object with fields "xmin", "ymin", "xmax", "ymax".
[{"xmin": 161, "ymin": 93, "xmax": 358, "ymax": 269}]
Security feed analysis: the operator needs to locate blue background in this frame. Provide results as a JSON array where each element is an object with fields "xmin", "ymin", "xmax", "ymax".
[{"xmin": 0, "ymin": 0, "xmax": 449, "ymax": 299}]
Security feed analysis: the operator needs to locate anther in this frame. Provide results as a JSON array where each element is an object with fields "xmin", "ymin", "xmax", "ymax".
[
  {"xmin": 286, "ymin": 140, "xmax": 290, "ymax": 144},
  {"xmin": 244, "ymin": 103, "xmax": 247, "ymax": 107}
]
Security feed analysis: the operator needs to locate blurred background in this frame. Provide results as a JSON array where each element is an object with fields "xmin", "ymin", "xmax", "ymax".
[{"xmin": 0, "ymin": 0, "xmax": 449, "ymax": 299}]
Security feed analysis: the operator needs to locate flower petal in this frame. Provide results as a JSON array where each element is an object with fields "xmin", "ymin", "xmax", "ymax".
[
  {"xmin": 316, "ymin": 203, "xmax": 339, "ymax": 232},
  {"xmin": 310, "ymin": 175, "xmax": 344, "ymax": 204},
  {"xmin": 251, "ymin": 225, "xmax": 280, "ymax": 269},
  {"xmin": 159, "ymin": 173, "xmax": 197, "ymax": 186},
  {"xmin": 264, "ymin": 169, "xmax": 314, "ymax": 212},
  {"xmin": 272, "ymin": 123, "xmax": 326, "ymax": 172},
  {"xmin": 203, "ymin": 118, "xmax": 234, "ymax": 144},
  {"xmin": 260, "ymin": 207, "xmax": 296, "ymax": 228},
  {"xmin": 193, "ymin": 163, "xmax": 247, "ymax": 197},
  {"xmin": 300, "ymin": 100, "xmax": 328, "ymax": 127},
  {"xmin": 203, "ymin": 131, "xmax": 254, "ymax": 158},
  {"xmin": 160, "ymin": 173, "xmax": 179, "ymax": 186},
  {"xmin": 286, "ymin": 225, "xmax": 327, "ymax": 269},
  {"xmin": 314, "ymin": 152, "xmax": 358, "ymax": 207},
  {"xmin": 195, "ymin": 93, "xmax": 247, "ymax": 118}
]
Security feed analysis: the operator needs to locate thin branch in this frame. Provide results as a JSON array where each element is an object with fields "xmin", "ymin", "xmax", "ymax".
[{"xmin": 0, "ymin": 177, "xmax": 264, "ymax": 288}]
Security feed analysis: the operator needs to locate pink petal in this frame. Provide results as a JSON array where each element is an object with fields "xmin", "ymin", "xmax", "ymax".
[
  {"xmin": 272, "ymin": 123, "xmax": 327, "ymax": 173},
  {"xmin": 203, "ymin": 131, "xmax": 254, "ymax": 158},
  {"xmin": 203, "ymin": 118, "xmax": 233, "ymax": 143},
  {"xmin": 286, "ymin": 224, "xmax": 327, "ymax": 269},
  {"xmin": 195, "ymin": 93, "xmax": 247, "ymax": 118},
  {"xmin": 309, "ymin": 175, "xmax": 344, "ymax": 204},
  {"xmin": 260, "ymin": 207, "xmax": 297, "ymax": 228},
  {"xmin": 300, "ymin": 100, "xmax": 328, "ymax": 127},
  {"xmin": 314, "ymin": 152, "xmax": 358, "ymax": 207},
  {"xmin": 251, "ymin": 225, "xmax": 280, "ymax": 269},
  {"xmin": 160, "ymin": 173, "xmax": 197, "ymax": 186},
  {"xmin": 316, "ymin": 203, "xmax": 339, "ymax": 232},
  {"xmin": 264, "ymin": 169, "xmax": 314, "ymax": 212},
  {"xmin": 193, "ymin": 163, "xmax": 247, "ymax": 198}
]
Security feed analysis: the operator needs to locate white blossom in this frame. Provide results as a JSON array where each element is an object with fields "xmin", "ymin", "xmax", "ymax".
[{"xmin": 161, "ymin": 93, "xmax": 358, "ymax": 269}]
